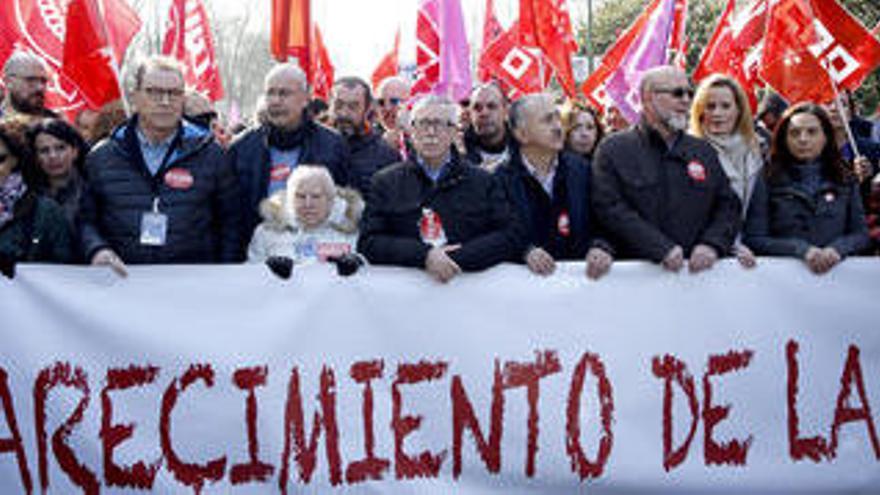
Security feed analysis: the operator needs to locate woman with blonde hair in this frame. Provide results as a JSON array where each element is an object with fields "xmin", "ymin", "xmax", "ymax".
[
  {"xmin": 689, "ymin": 74, "xmax": 764, "ymax": 267},
  {"xmin": 560, "ymin": 99, "xmax": 604, "ymax": 162},
  {"xmin": 247, "ymin": 165, "xmax": 364, "ymax": 275}
]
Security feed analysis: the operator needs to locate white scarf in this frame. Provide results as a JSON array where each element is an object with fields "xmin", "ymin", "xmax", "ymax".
[{"xmin": 705, "ymin": 133, "xmax": 764, "ymax": 216}]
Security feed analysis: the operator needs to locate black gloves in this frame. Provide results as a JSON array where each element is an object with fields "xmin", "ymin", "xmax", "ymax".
[
  {"xmin": 0, "ymin": 253, "xmax": 15, "ymax": 280},
  {"xmin": 265, "ymin": 256, "xmax": 294, "ymax": 280},
  {"xmin": 327, "ymin": 253, "xmax": 363, "ymax": 277}
]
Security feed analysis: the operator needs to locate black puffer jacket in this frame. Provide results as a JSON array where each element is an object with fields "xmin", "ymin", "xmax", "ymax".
[
  {"xmin": 743, "ymin": 169, "xmax": 870, "ymax": 258},
  {"xmin": 79, "ymin": 117, "xmax": 241, "ymax": 264},
  {"xmin": 358, "ymin": 152, "xmax": 524, "ymax": 271},
  {"xmin": 347, "ymin": 130, "xmax": 399, "ymax": 196},
  {"xmin": 591, "ymin": 122, "xmax": 741, "ymax": 261},
  {"xmin": 0, "ymin": 192, "xmax": 73, "ymax": 264},
  {"xmin": 228, "ymin": 120, "xmax": 350, "ymax": 242}
]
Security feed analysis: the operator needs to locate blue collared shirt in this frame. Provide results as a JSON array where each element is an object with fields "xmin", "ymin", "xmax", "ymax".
[
  {"xmin": 136, "ymin": 127, "xmax": 176, "ymax": 176},
  {"xmin": 416, "ymin": 153, "xmax": 452, "ymax": 183}
]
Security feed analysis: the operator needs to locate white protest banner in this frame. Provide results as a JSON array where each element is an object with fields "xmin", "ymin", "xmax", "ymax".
[{"xmin": 0, "ymin": 260, "xmax": 878, "ymax": 494}]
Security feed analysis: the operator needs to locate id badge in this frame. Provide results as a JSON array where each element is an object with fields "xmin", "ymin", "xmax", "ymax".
[{"xmin": 140, "ymin": 211, "xmax": 168, "ymax": 246}]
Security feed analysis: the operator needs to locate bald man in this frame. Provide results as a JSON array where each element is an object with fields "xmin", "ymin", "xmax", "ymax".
[
  {"xmin": 375, "ymin": 76, "xmax": 410, "ymax": 150},
  {"xmin": 228, "ymin": 63, "xmax": 349, "ymax": 245},
  {"xmin": 2, "ymin": 51, "xmax": 56, "ymax": 121},
  {"xmin": 591, "ymin": 66, "xmax": 741, "ymax": 273}
]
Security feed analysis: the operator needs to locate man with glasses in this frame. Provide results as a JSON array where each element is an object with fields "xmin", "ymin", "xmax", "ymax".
[
  {"xmin": 229, "ymin": 63, "xmax": 349, "ymax": 245},
  {"xmin": 375, "ymin": 76, "xmax": 410, "ymax": 151},
  {"xmin": 358, "ymin": 95, "xmax": 523, "ymax": 283},
  {"xmin": 592, "ymin": 66, "xmax": 740, "ymax": 272},
  {"xmin": 464, "ymin": 82, "xmax": 513, "ymax": 172},
  {"xmin": 79, "ymin": 56, "xmax": 241, "ymax": 272},
  {"xmin": 329, "ymin": 77, "xmax": 399, "ymax": 195},
  {"xmin": 1, "ymin": 51, "xmax": 56, "ymax": 122}
]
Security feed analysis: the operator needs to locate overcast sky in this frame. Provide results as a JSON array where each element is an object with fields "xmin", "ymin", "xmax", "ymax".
[{"xmin": 143, "ymin": 0, "xmax": 595, "ymax": 80}]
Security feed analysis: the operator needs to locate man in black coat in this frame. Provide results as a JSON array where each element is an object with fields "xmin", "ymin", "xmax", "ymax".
[
  {"xmin": 329, "ymin": 77, "xmax": 399, "ymax": 195},
  {"xmin": 592, "ymin": 66, "xmax": 741, "ymax": 272},
  {"xmin": 496, "ymin": 93, "xmax": 613, "ymax": 279},
  {"xmin": 227, "ymin": 63, "xmax": 350, "ymax": 244},
  {"xmin": 79, "ymin": 56, "xmax": 241, "ymax": 272},
  {"xmin": 358, "ymin": 95, "xmax": 524, "ymax": 283}
]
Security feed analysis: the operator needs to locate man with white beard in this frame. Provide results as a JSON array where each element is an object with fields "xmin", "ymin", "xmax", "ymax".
[{"xmin": 591, "ymin": 66, "xmax": 741, "ymax": 273}]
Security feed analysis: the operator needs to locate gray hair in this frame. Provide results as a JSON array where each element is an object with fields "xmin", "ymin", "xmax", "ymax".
[
  {"xmin": 265, "ymin": 63, "xmax": 309, "ymax": 92},
  {"xmin": 3, "ymin": 51, "xmax": 46, "ymax": 77},
  {"xmin": 409, "ymin": 94, "xmax": 458, "ymax": 126},
  {"xmin": 639, "ymin": 66, "xmax": 683, "ymax": 101},
  {"xmin": 133, "ymin": 55, "xmax": 185, "ymax": 90},
  {"xmin": 286, "ymin": 165, "xmax": 336, "ymax": 203},
  {"xmin": 509, "ymin": 93, "xmax": 553, "ymax": 131}
]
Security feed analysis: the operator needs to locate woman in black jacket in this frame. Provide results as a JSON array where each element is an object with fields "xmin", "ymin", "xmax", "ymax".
[
  {"xmin": 27, "ymin": 118, "xmax": 89, "ymax": 230},
  {"xmin": 744, "ymin": 103, "xmax": 869, "ymax": 274},
  {"xmin": 0, "ymin": 120, "xmax": 73, "ymax": 277}
]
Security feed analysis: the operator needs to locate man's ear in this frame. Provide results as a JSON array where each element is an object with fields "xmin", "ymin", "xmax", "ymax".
[{"xmin": 511, "ymin": 124, "xmax": 528, "ymax": 146}]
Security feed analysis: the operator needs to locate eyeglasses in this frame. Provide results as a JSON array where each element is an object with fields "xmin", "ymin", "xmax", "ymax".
[
  {"xmin": 265, "ymin": 88, "xmax": 300, "ymax": 99},
  {"xmin": 413, "ymin": 119, "xmax": 456, "ymax": 132},
  {"xmin": 377, "ymin": 97, "xmax": 402, "ymax": 107},
  {"xmin": 653, "ymin": 86, "xmax": 694, "ymax": 100},
  {"xmin": 142, "ymin": 86, "xmax": 185, "ymax": 101}
]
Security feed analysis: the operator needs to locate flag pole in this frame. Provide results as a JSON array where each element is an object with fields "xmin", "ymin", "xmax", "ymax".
[{"xmin": 830, "ymin": 81, "xmax": 862, "ymax": 160}]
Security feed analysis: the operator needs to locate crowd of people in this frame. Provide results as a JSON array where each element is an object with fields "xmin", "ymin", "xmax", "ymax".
[{"xmin": 1, "ymin": 50, "xmax": 879, "ymax": 282}]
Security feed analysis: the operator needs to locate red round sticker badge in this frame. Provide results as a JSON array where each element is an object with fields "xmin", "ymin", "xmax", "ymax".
[
  {"xmin": 164, "ymin": 168, "xmax": 194, "ymax": 190},
  {"xmin": 270, "ymin": 165, "xmax": 291, "ymax": 183},
  {"xmin": 687, "ymin": 161, "xmax": 707, "ymax": 182},
  {"xmin": 557, "ymin": 211, "xmax": 571, "ymax": 237}
]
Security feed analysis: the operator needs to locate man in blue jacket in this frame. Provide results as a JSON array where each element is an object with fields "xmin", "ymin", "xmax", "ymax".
[
  {"xmin": 79, "ymin": 56, "xmax": 241, "ymax": 272},
  {"xmin": 228, "ymin": 63, "xmax": 349, "ymax": 245}
]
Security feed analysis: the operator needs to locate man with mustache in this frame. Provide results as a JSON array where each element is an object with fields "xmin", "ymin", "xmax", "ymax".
[
  {"xmin": 2, "ymin": 51, "xmax": 56, "ymax": 122},
  {"xmin": 329, "ymin": 77, "xmax": 399, "ymax": 195},
  {"xmin": 464, "ymin": 82, "xmax": 513, "ymax": 172},
  {"xmin": 495, "ymin": 93, "xmax": 613, "ymax": 279},
  {"xmin": 591, "ymin": 66, "xmax": 741, "ymax": 272}
]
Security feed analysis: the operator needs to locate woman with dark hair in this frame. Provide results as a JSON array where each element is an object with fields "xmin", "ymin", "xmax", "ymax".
[
  {"xmin": 561, "ymin": 100, "xmax": 604, "ymax": 161},
  {"xmin": 690, "ymin": 74, "xmax": 764, "ymax": 267},
  {"xmin": 744, "ymin": 103, "xmax": 870, "ymax": 274},
  {"xmin": 0, "ymin": 120, "xmax": 73, "ymax": 276},
  {"xmin": 26, "ymin": 118, "xmax": 89, "ymax": 228}
]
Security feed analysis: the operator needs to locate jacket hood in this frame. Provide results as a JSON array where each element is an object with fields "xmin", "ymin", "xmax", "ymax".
[{"xmin": 258, "ymin": 186, "xmax": 364, "ymax": 234}]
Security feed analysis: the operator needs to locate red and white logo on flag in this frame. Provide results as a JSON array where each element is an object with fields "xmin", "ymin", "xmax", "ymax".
[{"xmin": 162, "ymin": 0, "xmax": 224, "ymax": 101}]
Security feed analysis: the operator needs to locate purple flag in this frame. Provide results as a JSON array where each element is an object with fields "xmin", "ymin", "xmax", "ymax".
[
  {"xmin": 605, "ymin": 0, "xmax": 676, "ymax": 124},
  {"xmin": 433, "ymin": 0, "xmax": 472, "ymax": 102}
]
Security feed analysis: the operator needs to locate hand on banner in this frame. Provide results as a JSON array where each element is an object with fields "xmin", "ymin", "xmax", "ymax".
[
  {"xmin": 328, "ymin": 253, "xmax": 363, "ymax": 277},
  {"xmin": 266, "ymin": 256, "xmax": 294, "ymax": 280},
  {"xmin": 661, "ymin": 245, "xmax": 684, "ymax": 272},
  {"xmin": 426, "ymin": 245, "xmax": 461, "ymax": 283},
  {"xmin": 526, "ymin": 247, "xmax": 556, "ymax": 276},
  {"xmin": 689, "ymin": 244, "xmax": 718, "ymax": 273},
  {"xmin": 91, "ymin": 248, "xmax": 128, "ymax": 278},
  {"xmin": 585, "ymin": 247, "xmax": 613, "ymax": 280},
  {"xmin": 804, "ymin": 246, "xmax": 841, "ymax": 275},
  {"xmin": 0, "ymin": 252, "xmax": 16, "ymax": 279},
  {"xmin": 735, "ymin": 244, "xmax": 758, "ymax": 270}
]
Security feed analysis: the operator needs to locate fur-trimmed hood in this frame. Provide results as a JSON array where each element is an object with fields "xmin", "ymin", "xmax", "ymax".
[{"xmin": 258, "ymin": 187, "xmax": 364, "ymax": 234}]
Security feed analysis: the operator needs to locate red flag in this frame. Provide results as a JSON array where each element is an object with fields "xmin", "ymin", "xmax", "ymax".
[
  {"xmin": 61, "ymin": 0, "xmax": 125, "ymax": 108},
  {"xmin": 478, "ymin": 21, "xmax": 551, "ymax": 98},
  {"xmin": 519, "ymin": 0, "xmax": 579, "ymax": 97},
  {"xmin": 694, "ymin": 0, "xmax": 767, "ymax": 112},
  {"xmin": 668, "ymin": 0, "xmax": 689, "ymax": 69},
  {"xmin": 161, "ymin": 0, "xmax": 224, "ymax": 101},
  {"xmin": 371, "ymin": 30, "xmax": 400, "ymax": 91},
  {"xmin": 271, "ymin": 0, "xmax": 310, "ymax": 70},
  {"xmin": 310, "ymin": 24, "xmax": 334, "ymax": 101},
  {"xmin": 808, "ymin": 0, "xmax": 880, "ymax": 98},
  {"xmin": 1, "ymin": 0, "xmax": 139, "ymax": 115},
  {"xmin": 759, "ymin": 0, "xmax": 831, "ymax": 103},
  {"xmin": 580, "ymin": 0, "xmax": 664, "ymax": 109},
  {"xmin": 478, "ymin": 0, "xmax": 505, "ymax": 81},
  {"xmin": 413, "ymin": 0, "xmax": 441, "ymax": 96}
]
